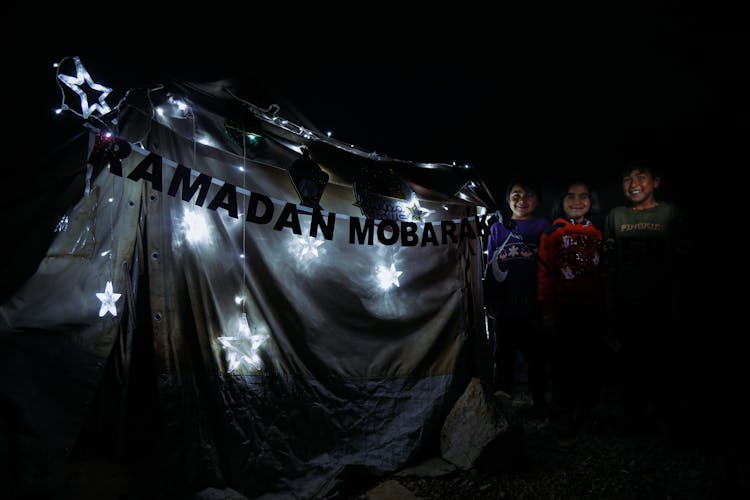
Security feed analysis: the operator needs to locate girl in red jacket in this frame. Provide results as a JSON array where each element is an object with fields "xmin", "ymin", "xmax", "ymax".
[{"xmin": 538, "ymin": 180, "xmax": 604, "ymax": 442}]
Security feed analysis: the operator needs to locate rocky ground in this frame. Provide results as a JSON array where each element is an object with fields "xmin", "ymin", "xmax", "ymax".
[{"xmin": 355, "ymin": 388, "xmax": 748, "ymax": 500}]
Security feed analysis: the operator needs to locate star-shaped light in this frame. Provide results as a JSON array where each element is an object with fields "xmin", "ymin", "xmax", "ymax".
[
  {"xmin": 400, "ymin": 196, "xmax": 433, "ymax": 222},
  {"xmin": 376, "ymin": 263, "xmax": 403, "ymax": 290},
  {"xmin": 298, "ymin": 237, "xmax": 324, "ymax": 258},
  {"xmin": 96, "ymin": 280, "xmax": 122, "ymax": 317},
  {"xmin": 216, "ymin": 313, "xmax": 269, "ymax": 373},
  {"xmin": 57, "ymin": 57, "xmax": 112, "ymax": 118}
]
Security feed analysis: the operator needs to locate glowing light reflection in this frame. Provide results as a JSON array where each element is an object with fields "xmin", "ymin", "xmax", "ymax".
[
  {"xmin": 180, "ymin": 208, "xmax": 212, "ymax": 245},
  {"xmin": 376, "ymin": 263, "xmax": 403, "ymax": 290}
]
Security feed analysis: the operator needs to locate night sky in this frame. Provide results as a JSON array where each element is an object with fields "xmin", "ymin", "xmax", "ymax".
[{"xmin": 10, "ymin": 8, "xmax": 742, "ymax": 221}]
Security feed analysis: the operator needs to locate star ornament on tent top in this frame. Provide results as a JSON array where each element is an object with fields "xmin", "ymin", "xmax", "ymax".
[
  {"xmin": 57, "ymin": 56, "xmax": 112, "ymax": 118},
  {"xmin": 96, "ymin": 280, "xmax": 122, "ymax": 317}
]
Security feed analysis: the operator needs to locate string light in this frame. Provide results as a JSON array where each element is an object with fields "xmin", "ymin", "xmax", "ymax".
[
  {"xmin": 54, "ymin": 214, "xmax": 70, "ymax": 232},
  {"xmin": 56, "ymin": 56, "xmax": 112, "ymax": 119}
]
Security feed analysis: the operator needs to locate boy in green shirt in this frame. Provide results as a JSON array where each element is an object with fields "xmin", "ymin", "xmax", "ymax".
[{"xmin": 604, "ymin": 165, "xmax": 684, "ymax": 433}]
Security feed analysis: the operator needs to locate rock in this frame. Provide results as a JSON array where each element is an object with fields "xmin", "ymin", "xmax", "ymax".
[
  {"xmin": 364, "ymin": 479, "xmax": 421, "ymax": 499},
  {"xmin": 440, "ymin": 378, "xmax": 511, "ymax": 470}
]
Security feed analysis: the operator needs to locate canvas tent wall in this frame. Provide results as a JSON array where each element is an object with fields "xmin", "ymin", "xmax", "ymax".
[{"xmin": 1, "ymin": 76, "xmax": 495, "ymax": 498}]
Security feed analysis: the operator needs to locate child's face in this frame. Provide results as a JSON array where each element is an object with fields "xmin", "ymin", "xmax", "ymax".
[
  {"xmin": 563, "ymin": 183, "xmax": 590, "ymax": 222},
  {"xmin": 508, "ymin": 184, "xmax": 538, "ymax": 220},
  {"xmin": 622, "ymin": 169, "xmax": 660, "ymax": 207}
]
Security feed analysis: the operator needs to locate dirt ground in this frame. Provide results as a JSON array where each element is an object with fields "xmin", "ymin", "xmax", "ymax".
[
  {"xmin": 354, "ymin": 387, "xmax": 748, "ymax": 500},
  {"xmin": 19, "ymin": 380, "xmax": 747, "ymax": 499}
]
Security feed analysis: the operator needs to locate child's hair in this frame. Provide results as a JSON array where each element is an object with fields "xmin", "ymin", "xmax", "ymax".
[
  {"xmin": 550, "ymin": 180, "xmax": 600, "ymax": 220},
  {"xmin": 505, "ymin": 177, "xmax": 542, "ymax": 204},
  {"xmin": 621, "ymin": 163, "xmax": 661, "ymax": 180}
]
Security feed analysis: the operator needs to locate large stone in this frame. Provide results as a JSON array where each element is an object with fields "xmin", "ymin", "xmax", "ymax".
[{"xmin": 440, "ymin": 378, "xmax": 510, "ymax": 469}]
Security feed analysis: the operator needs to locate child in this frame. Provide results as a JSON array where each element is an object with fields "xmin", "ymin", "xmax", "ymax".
[
  {"xmin": 538, "ymin": 180, "xmax": 604, "ymax": 439},
  {"xmin": 603, "ymin": 165, "xmax": 684, "ymax": 432},
  {"xmin": 485, "ymin": 178, "xmax": 550, "ymax": 414}
]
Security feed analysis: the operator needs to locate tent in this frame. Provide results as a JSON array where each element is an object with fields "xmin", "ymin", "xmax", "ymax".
[{"xmin": 1, "ymin": 60, "xmax": 497, "ymax": 498}]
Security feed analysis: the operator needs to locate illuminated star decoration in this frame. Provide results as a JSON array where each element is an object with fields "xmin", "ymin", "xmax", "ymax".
[
  {"xmin": 217, "ymin": 313, "xmax": 268, "ymax": 372},
  {"xmin": 57, "ymin": 56, "xmax": 112, "ymax": 118},
  {"xmin": 297, "ymin": 237, "xmax": 324, "ymax": 258},
  {"xmin": 96, "ymin": 280, "xmax": 122, "ymax": 317},
  {"xmin": 376, "ymin": 263, "xmax": 403, "ymax": 290},
  {"xmin": 401, "ymin": 196, "xmax": 433, "ymax": 222}
]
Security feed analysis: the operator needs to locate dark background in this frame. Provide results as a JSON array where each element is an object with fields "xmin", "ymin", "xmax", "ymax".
[
  {"xmin": 3, "ymin": 3, "xmax": 748, "ymax": 476},
  {"xmin": 9, "ymin": 5, "xmax": 743, "ymax": 220}
]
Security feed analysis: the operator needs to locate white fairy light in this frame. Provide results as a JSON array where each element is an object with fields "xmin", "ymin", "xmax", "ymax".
[
  {"xmin": 54, "ymin": 214, "xmax": 69, "ymax": 232},
  {"xmin": 96, "ymin": 280, "xmax": 122, "ymax": 317},
  {"xmin": 168, "ymin": 96, "xmax": 188, "ymax": 110},
  {"xmin": 376, "ymin": 263, "xmax": 403, "ymax": 290},
  {"xmin": 195, "ymin": 135, "xmax": 213, "ymax": 146},
  {"xmin": 57, "ymin": 57, "xmax": 112, "ymax": 118}
]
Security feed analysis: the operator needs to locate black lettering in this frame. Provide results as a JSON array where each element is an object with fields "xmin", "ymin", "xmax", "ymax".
[
  {"xmin": 207, "ymin": 183, "xmax": 238, "ymax": 218},
  {"xmin": 441, "ymin": 220, "xmax": 457, "ymax": 244},
  {"xmin": 167, "ymin": 164, "xmax": 212, "ymax": 206},
  {"xmin": 310, "ymin": 209, "xmax": 336, "ymax": 240},
  {"xmin": 401, "ymin": 222, "xmax": 418, "ymax": 246},
  {"xmin": 349, "ymin": 218, "xmax": 375, "ymax": 245},
  {"xmin": 421, "ymin": 222, "xmax": 439, "ymax": 247},
  {"xmin": 378, "ymin": 220, "xmax": 399, "ymax": 245},
  {"xmin": 246, "ymin": 192, "xmax": 274, "ymax": 224},
  {"xmin": 127, "ymin": 153, "xmax": 163, "ymax": 191},
  {"xmin": 273, "ymin": 203, "xmax": 302, "ymax": 234}
]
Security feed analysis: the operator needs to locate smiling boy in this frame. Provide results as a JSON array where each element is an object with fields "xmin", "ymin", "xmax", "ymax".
[{"xmin": 604, "ymin": 165, "xmax": 684, "ymax": 432}]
